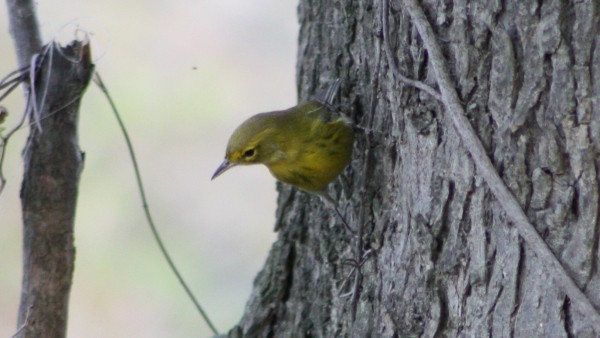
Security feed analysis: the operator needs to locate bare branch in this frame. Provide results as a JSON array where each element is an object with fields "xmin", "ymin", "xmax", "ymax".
[{"xmin": 6, "ymin": 0, "xmax": 42, "ymax": 69}]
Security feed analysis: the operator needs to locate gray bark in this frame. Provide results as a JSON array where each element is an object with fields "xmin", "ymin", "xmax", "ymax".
[
  {"xmin": 7, "ymin": 1, "xmax": 94, "ymax": 336},
  {"xmin": 231, "ymin": 0, "xmax": 600, "ymax": 337},
  {"xmin": 6, "ymin": 0, "xmax": 42, "ymax": 69},
  {"xmin": 16, "ymin": 41, "xmax": 93, "ymax": 338}
]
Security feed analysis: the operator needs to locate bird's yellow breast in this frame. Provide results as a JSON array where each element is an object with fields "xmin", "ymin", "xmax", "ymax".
[{"xmin": 264, "ymin": 104, "xmax": 354, "ymax": 192}]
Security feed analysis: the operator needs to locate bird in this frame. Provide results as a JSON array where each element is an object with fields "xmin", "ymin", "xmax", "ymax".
[{"xmin": 211, "ymin": 80, "xmax": 355, "ymax": 230}]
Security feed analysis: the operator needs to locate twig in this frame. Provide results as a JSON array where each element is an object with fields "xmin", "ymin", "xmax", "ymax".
[
  {"xmin": 10, "ymin": 305, "xmax": 32, "ymax": 338},
  {"xmin": 338, "ymin": 250, "xmax": 374, "ymax": 299},
  {"xmin": 338, "ymin": 265, "xmax": 358, "ymax": 298},
  {"xmin": 0, "ymin": 81, "xmax": 21, "ymax": 103},
  {"xmin": 30, "ymin": 43, "xmax": 54, "ymax": 132},
  {"xmin": 401, "ymin": 0, "xmax": 600, "ymax": 329},
  {"xmin": 0, "ymin": 44, "xmax": 81, "ymax": 194},
  {"xmin": 380, "ymin": 0, "xmax": 442, "ymax": 102},
  {"xmin": 0, "ymin": 65, "xmax": 27, "ymax": 90},
  {"xmin": 0, "ymin": 90, "xmax": 31, "ymax": 193},
  {"xmin": 92, "ymin": 72, "xmax": 219, "ymax": 335},
  {"xmin": 348, "ymin": 54, "xmax": 382, "ymax": 320}
]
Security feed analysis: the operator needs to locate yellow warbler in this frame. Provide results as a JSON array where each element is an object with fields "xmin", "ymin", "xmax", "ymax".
[{"xmin": 212, "ymin": 81, "xmax": 354, "ymax": 228}]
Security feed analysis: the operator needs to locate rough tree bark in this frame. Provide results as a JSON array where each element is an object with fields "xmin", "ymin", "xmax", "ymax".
[
  {"xmin": 7, "ymin": 0, "xmax": 94, "ymax": 336},
  {"xmin": 230, "ymin": 0, "xmax": 600, "ymax": 337}
]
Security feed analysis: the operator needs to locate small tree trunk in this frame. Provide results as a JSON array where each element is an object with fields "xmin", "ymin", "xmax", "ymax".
[
  {"xmin": 231, "ymin": 1, "xmax": 600, "ymax": 337},
  {"xmin": 7, "ymin": 1, "xmax": 94, "ymax": 336}
]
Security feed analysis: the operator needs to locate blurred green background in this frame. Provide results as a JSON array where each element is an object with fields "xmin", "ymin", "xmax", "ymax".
[{"xmin": 0, "ymin": 1, "xmax": 296, "ymax": 336}]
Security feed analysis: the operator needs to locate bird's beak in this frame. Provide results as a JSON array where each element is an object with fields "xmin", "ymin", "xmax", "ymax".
[{"xmin": 211, "ymin": 159, "xmax": 237, "ymax": 180}]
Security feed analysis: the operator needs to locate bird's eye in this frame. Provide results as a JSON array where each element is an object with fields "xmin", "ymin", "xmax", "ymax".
[{"xmin": 243, "ymin": 148, "xmax": 255, "ymax": 158}]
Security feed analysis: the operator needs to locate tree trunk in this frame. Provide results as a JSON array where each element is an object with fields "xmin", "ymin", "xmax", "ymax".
[
  {"xmin": 7, "ymin": 0, "xmax": 94, "ymax": 336},
  {"xmin": 230, "ymin": 0, "xmax": 600, "ymax": 337}
]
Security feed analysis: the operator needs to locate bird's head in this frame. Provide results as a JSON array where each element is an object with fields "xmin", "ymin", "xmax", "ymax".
[{"xmin": 211, "ymin": 113, "xmax": 279, "ymax": 180}]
